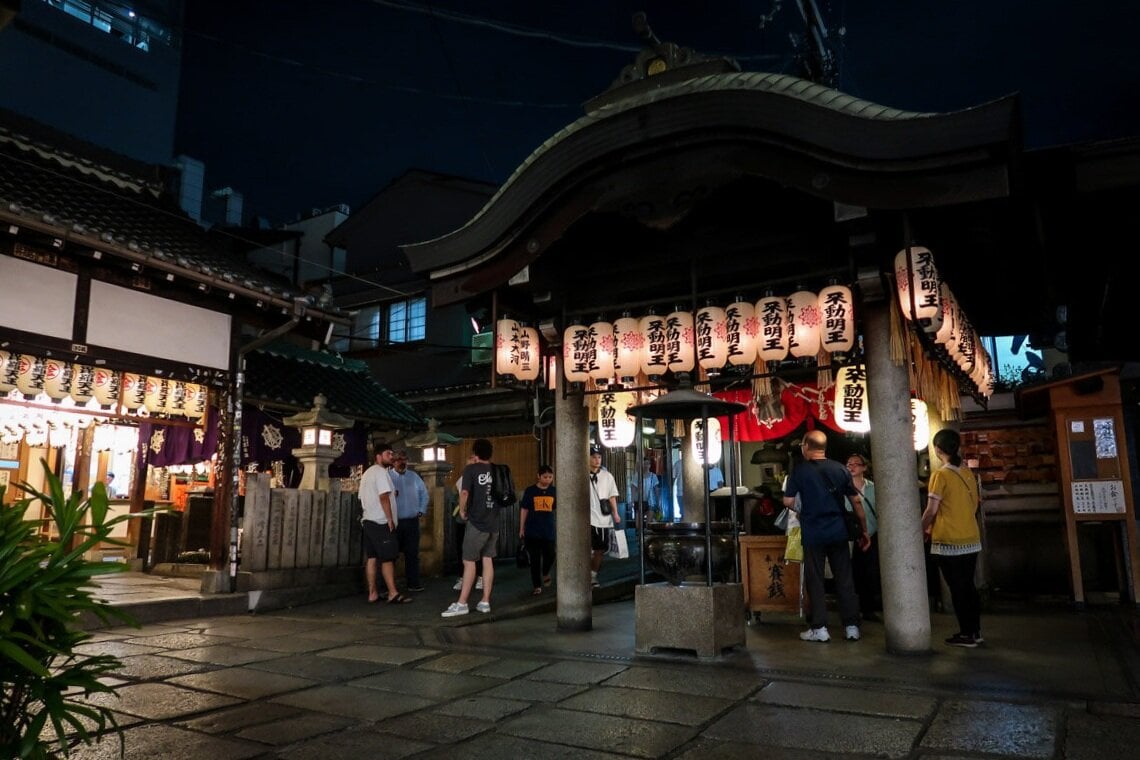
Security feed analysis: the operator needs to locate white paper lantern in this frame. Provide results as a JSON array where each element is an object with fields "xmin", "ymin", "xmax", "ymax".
[
  {"xmin": 755, "ymin": 295, "xmax": 789, "ymax": 363},
  {"xmin": 690, "ymin": 417, "xmax": 723, "ymax": 466},
  {"xmin": 835, "ymin": 365, "xmax": 871, "ymax": 433},
  {"xmin": 182, "ymin": 383, "xmax": 208, "ymax": 419},
  {"xmin": 562, "ymin": 324, "xmax": 592, "ymax": 383},
  {"xmin": 933, "ymin": 283, "xmax": 958, "ymax": 348},
  {"xmin": 725, "ymin": 300, "xmax": 757, "ymax": 366},
  {"xmin": 911, "ymin": 398, "xmax": 930, "ymax": 451},
  {"xmin": 495, "ymin": 318, "xmax": 521, "ymax": 378},
  {"xmin": 818, "ymin": 283, "xmax": 855, "ymax": 354},
  {"xmin": 695, "ymin": 305, "xmax": 728, "ymax": 371},
  {"xmin": 42, "ymin": 358, "xmax": 71, "ymax": 402},
  {"xmin": 613, "ymin": 315, "xmax": 643, "ymax": 380},
  {"xmin": 639, "ymin": 313, "xmax": 668, "ymax": 377},
  {"xmin": 165, "ymin": 380, "xmax": 187, "ymax": 416},
  {"xmin": 665, "ymin": 309, "xmax": 694, "ymax": 374},
  {"xmin": 15, "ymin": 354, "xmax": 45, "ymax": 398},
  {"xmin": 786, "ymin": 290, "xmax": 821, "ymax": 359},
  {"xmin": 70, "ymin": 364, "xmax": 95, "ymax": 405},
  {"xmin": 894, "ymin": 246, "xmax": 943, "ymax": 329},
  {"xmin": 0, "ymin": 351, "xmax": 17, "ymax": 392},
  {"xmin": 143, "ymin": 376, "xmax": 168, "ymax": 414},
  {"xmin": 588, "ymin": 320, "xmax": 615, "ymax": 381},
  {"xmin": 92, "ymin": 368, "xmax": 121, "ymax": 409},
  {"xmin": 516, "ymin": 326, "xmax": 541, "ymax": 382},
  {"xmin": 598, "ymin": 390, "xmax": 636, "ymax": 449}
]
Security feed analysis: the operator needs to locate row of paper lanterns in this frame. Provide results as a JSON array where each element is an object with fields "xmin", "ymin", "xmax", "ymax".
[
  {"xmin": 0, "ymin": 402, "xmax": 140, "ymax": 450},
  {"xmin": 596, "ymin": 388, "xmax": 726, "ymax": 459},
  {"xmin": 833, "ymin": 365, "xmax": 931, "ymax": 450},
  {"xmin": 495, "ymin": 285, "xmax": 856, "ymax": 382},
  {"xmin": 894, "ymin": 246, "xmax": 994, "ymax": 396},
  {"xmin": 0, "ymin": 351, "xmax": 208, "ymax": 419}
]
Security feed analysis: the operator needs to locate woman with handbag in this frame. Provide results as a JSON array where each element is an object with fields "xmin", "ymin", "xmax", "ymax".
[
  {"xmin": 921, "ymin": 429, "xmax": 984, "ymax": 648},
  {"xmin": 846, "ymin": 454, "xmax": 881, "ymax": 621}
]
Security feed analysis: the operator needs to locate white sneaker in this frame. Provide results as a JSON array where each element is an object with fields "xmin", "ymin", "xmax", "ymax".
[
  {"xmin": 800, "ymin": 627, "xmax": 830, "ymax": 642},
  {"xmin": 452, "ymin": 578, "xmax": 463, "ymax": 591},
  {"xmin": 441, "ymin": 602, "xmax": 469, "ymax": 618},
  {"xmin": 845, "ymin": 625, "xmax": 861, "ymax": 641},
  {"xmin": 591, "ymin": 571, "xmax": 600, "ymax": 588},
  {"xmin": 476, "ymin": 601, "xmax": 491, "ymax": 614},
  {"xmin": 476, "ymin": 577, "xmax": 484, "ymax": 590}
]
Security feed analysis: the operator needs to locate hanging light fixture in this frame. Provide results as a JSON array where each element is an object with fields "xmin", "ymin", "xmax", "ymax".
[
  {"xmin": 894, "ymin": 245, "xmax": 943, "ymax": 330},
  {"xmin": 665, "ymin": 307, "xmax": 694, "ymax": 374},
  {"xmin": 588, "ymin": 318, "xmax": 615, "ymax": 382},
  {"xmin": 42, "ymin": 358, "xmax": 71, "ymax": 403},
  {"xmin": 933, "ymin": 282, "xmax": 958, "ymax": 349},
  {"xmin": 562, "ymin": 323, "xmax": 592, "ymax": 383},
  {"xmin": 639, "ymin": 310, "xmax": 667, "ymax": 378},
  {"xmin": 613, "ymin": 312, "xmax": 643, "ymax": 383},
  {"xmin": 725, "ymin": 298, "xmax": 757, "ymax": 367},
  {"xmin": 15, "ymin": 354, "xmax": 45, "ymax": 399},
  {"xmin": 69, "ymin": 364, "xmax": 95, "ymax": 406},
  {"xmin": 598, "ymin": 390, "xmax": 636, "ymax": 448},
  {"xmin": 834, "ymin": 364, "xmax": 871, "ymax": 433},
  {"xmin": 516, "ymin": 325, "xmax": 541, "ymax": 382},
  {"xmin": 495, "ymin": 317, "xmax": 522, "ymax": 378},
  {"xmin": 689, "ymin": 417, "xmax": 723, "ymax": 465},
  {"xmin": 911, "ymin": 397, "xmax": 930, "ymax": 451},
  {"xmin": 143, "ymin": 376, "xmax": 168, "ymax": 414},
  {"xmin": 695, "ymin": 303, "xmax": 728, "ymax": 373},
  {"xmin": 818, "ymin": 282, "xmax": 855, "ymax": 356},
  {"xmin": 0, "ymin": 350, "xmax": 17, "ymax": 393},
  {"xmin": 755, "ymin": 293, "xmax": 789, "ymax": 363},
  {"xmin": 786, "ymin": 289, "xmax": 822, "ymax": 360}
]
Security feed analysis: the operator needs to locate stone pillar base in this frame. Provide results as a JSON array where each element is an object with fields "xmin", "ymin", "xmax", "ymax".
[{"xmin": 635, "ymin": 582, "xmax": 746, "ymax": 659}]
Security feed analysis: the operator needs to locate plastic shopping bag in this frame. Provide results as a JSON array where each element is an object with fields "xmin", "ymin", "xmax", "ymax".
[
  {"xmin": 607, "ymin": 528, "xmax": 630, "ymax": 559},
  {"xmin": 785, "ymin": 525, "xmax": 804, "ymax": 562}
]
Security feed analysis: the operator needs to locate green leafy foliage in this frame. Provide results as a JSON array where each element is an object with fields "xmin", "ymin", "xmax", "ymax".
[{"xmin": 0, "ymin": 462, "xmax": 152, "ymax": 759}]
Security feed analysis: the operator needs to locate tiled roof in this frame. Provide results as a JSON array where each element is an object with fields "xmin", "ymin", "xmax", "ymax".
[
  {"xmin": 243, "ymin": 342, "xmax": 426, "ymax": 427},
  {"xmin": 0, "ymin": 114, "xmax": 342, "ymax": 316}
]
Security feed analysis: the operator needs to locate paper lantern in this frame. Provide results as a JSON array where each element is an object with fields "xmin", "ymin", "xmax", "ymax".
[
  {"xmin": 495, "ymin": 318, "xmax": 521, "ymax": 378},
  {"xmin": 755, "ymin": 295, "xmax": 789, "ymax": 362},
  {"xmin": 598, "ymin": 390, "xmax": 636, "ymax": 449},
  {"xmin": 588, "ymin": 320, "xmax": 615, "ymax": 381},
  {"xmin": 639, "ymin": 312, "xmax": 668, "ymax": 377},
  {"xmin": 15, "ymin": 354, "xmax": 45, "ymax": 398},
  {"xmin": 613, "ymin": 314, "xmax": 643, "ymax": 381},
  {"xmin": 786, "ymin": 290, "xmax": 821, "ymax": 359},
  {"xmin": 42, "ymin": 358, "xmax": 72, "ymax": 402},
  {"xmin": 562, "ymin": 324, "xmax": 592, "ymax": 383},
  {"xmin": 143, "ymin": 376, "xmax": 168, "ymax": 414},
  {"xmin": 69, "ymin": 364, "xmax": 95, "ymax": 405},
  {"xmin": 695, "ymin": 304, "xmax": 728, "ymax": 371},
  {"xmin": 835, "ymin": 365, "xmax": 871, "ymax": 433},
  {"xmin": 725, "ymin": 300, "xmax": 757, "ymax": 366},
  {"xmin": 894, "ymin": 246, "xmax": 943, "ymax": 329},
  {"xmin": 515, "ymin": 326, "xmax": 541, "ymax": 382},
  {"xmin": 92, "ymin": 368, "xmax": 121, "ymax": 409},
  {"xmin": 955, "ymin": 317, "xmax": 977, "ymax": 375},
  {"xmin": 818, "ymin": 283, "xmax": 855, "ymax": 354},
  {"xmin": 182, "ymin": 383, "xmax": 208, "ymax": 419},
  {"xmin": 165, "ymin": 380, "xmax": 187, "ymax": 416},
  {"xmin": 0, "ymin": 350, "xmax": 17, "ymax": 392},
  {"xmin": 690, "ymin": 417, "xmax": 723, "ymax": 466},
  {"xmin": 911, "ymin": 398, "xmax": 930, "ymax": 451},
  {"xmin": 665, "ymin": 309, "xmax": 694, "ymax": 374},
  {"xmin": 933, "ymin": 283, "xmax": 958, "ymax": 348}
]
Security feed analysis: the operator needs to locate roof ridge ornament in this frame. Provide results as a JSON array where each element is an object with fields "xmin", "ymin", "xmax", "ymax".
[{"xmin": 585, "ymin": 12, "xmax": 741, "ymax": 114}]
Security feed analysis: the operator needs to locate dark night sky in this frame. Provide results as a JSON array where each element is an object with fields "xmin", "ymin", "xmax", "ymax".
[{"xmin": 174, "ymin": 1, "xmax": 1140, "ymax": 225}]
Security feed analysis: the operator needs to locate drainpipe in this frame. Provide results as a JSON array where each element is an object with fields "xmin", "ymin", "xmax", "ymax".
[{"xmin": 226, "ymin": 297, "xmax": 307, "ymax": 592}]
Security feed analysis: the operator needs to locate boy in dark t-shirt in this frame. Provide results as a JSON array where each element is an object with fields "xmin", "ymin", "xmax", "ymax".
[{"xmin": 519, "ymin": 465, "xmax": 556, "ymax": 594}]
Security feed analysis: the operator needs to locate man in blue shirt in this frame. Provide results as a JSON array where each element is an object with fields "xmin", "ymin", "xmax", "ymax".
[{"xmin": 390, "ymin": 449, "xmax": 429, "ymax": 592}]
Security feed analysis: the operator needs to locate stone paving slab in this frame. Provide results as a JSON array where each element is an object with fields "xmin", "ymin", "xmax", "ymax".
[
  {"xmin": 467, "ymin": 656, "xmax": 551, "ymax": 679},
  {"xmin": 175, "ymin": 701, "xmax": 303, "ymax": 733},
  {"xmin": 562, "ymin": 684, "xmax": 735, "ymax": 726},
  {"xmin": 606, "ymin": 663, "xmax": 765, "ymax": 699},
  {"xmin": 233, "ymin": 711, "xmax": 356, "ymax": 745},
  {"xmin": 1064, "ymin": 710, "xmax": 1140, "ymax": 759},
  {"xmin": 109, "ymin": 653, "xmax": 214, "ymax": 680},
  {"xmin": 168, "ymin": 665, "xmax": 318, "ymax": 699},
  {"xmin": 349, "ymin": 668, "xmax": 503, "ymax": 699},
  {"xmin": 752, "ymin": 680, "xmax": 938, "ymax": 719},
  {"xmin": 231, "ymin": 633, "xmax": 340, "ymax": 654},
  {"xmin": 433, "ymin": 695, "xmax": 533, "ymax": 722},
  {"xmin": 84, "ymin": 682, "xmax": 241, "ymax": 721},
  {"xmin": 317, "ymin": 643, "xmax": 439, "ymax": 665},
  {"xmin": 498, "ymin": 704, "xmax": 699, "ymax": 758},
  {"xmin": 67, "ymin": 723, "xmax": 265, "ymax": 760},
  {"xmin": 920, "ymin": 698, "xmax": 1059, "ymax": 758},
  {"xmin": 270, "ymin": 683, "xmax": 436, "ymax": 721},
  {"xmin": 161, "ymin": 643, "xmax": 286, "ymax": 666},
  {"xmin": 674, "ymin": 737, "xmax": 852, "ymax": 759},
  {"xmin": 412, "ymin": 732, "xmax": 626, "ymax": 759},
  {"xmin": 703, "ymin": 701, "xmax": 922, "ymax": 758},
  {"xmin": 379, "ymin": 711, "xmax": 491, "ymax": 743},
  {"xmin": 524, "ymin": 659, "xmax": 629, "ymax": 685},
  {"xmin": 246, "ymin": 651, "xmax": 391, "ymax": 681},
  {"xmin": 416, "ymin": 652, "xmax": 500, "ymax": 673},
  {"xmin": 74, "ymin": 640, "xmax": 165, "ymax": 658},
  {"xmin": 123, "ymin": 631, "xmax": 238, "ymax": 649},
  {"xmin": 479, "ymin": 677, "xmax": 587, "ymax": 703},
  {"xmin": 274, "ymin": 725, "xmax": 433, "ymax": 759}
]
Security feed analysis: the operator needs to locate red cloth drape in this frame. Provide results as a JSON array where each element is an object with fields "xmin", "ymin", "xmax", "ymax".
[{"xmin": 713, "ymin": 384, "xmax": 843, "ymax": 442}]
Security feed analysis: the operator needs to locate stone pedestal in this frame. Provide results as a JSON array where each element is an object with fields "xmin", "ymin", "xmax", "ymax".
[
  {"xmin": 411, "ymin": 460, "xmax": 453, "ymax": 578},
  {"xmin": 635, "ymin": 582, "xmax": 746, "ymax": 659}
]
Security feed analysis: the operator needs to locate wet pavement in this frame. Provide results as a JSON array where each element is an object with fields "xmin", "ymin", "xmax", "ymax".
[{"xmin": 71, "ymin": 560, "xmax": 1140, "ymax": 759}]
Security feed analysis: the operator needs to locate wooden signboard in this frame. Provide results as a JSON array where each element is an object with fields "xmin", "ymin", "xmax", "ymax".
[
  {"xmin": 739, "ymin": 534, "xmax": 802, "ymax": 619},
  {"xmin": 1044, "ymin": 370, "xmax": 1140, "ymax": 605}
]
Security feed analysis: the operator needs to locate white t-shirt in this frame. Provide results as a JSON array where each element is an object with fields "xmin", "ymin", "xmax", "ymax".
[
  {"xmin": 359, "ymin": 463, "xmax": 396, "ymax": 526},
  {"xmin": 589, "ymin": 468, "xmax": 620, "ymax": 528}
]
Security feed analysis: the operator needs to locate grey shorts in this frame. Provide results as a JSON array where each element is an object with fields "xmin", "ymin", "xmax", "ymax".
[{"xmin": 461, "ymin": 525, "xmax": 498, "ymax": 562}]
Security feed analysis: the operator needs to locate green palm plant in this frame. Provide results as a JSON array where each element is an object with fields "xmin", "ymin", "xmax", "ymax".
[{"xmin": 0, "ymin": 462, "xmax": 151, "ymax": 759}]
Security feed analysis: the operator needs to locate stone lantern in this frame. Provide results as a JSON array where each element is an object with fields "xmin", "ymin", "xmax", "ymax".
[
  {"xmin": 403, "ymin": 419, "xmax": 462, "ymax": 576},
  {"xmin": 284, "ymin": 394, "xmax": 354, "ymax": 490}
]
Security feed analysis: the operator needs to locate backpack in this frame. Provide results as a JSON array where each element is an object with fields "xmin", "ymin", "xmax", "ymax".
[{"xmin": 490, "ymin": 462, "xmax": 516, "ymax": 508}]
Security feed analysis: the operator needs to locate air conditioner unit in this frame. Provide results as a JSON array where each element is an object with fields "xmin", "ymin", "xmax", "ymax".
[{"xmin": 471, "ymin": 332, "xmax": 492, "ymax": 365}]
